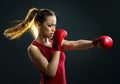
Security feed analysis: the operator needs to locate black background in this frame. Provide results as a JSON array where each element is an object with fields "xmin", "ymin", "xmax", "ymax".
[{"xmin": 0, "ymin": 0, "xmax": 120, "ymax": 84}]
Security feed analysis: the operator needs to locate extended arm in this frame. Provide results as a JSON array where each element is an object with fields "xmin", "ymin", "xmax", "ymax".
[
  {"xmin": 62, "ymin": 35, "xmax": 113, "ymax": 51},
  {"xmin": 62, "ymin": 39, "xmax": 94, "ymax": 51}
]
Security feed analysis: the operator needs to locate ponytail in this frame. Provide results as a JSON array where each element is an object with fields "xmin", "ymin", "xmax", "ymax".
[{"xmin": 3, "ymin": 7, "xmax": 39, "ymax": 40}]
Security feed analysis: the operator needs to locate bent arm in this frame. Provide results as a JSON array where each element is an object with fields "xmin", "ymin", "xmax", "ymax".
[
  {"xmin": 62, "ymin": 39, "xmax": 94, "ymax": 51},
  {"xmin": 28, "ymin": 45, "xmax": 60, "ymax": 77}
]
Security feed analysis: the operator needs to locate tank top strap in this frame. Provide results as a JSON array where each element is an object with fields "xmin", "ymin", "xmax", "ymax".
[
  {"xmin": 31, "ymin": 41, "xmax": 45, "ymax": 53},
  {"xmin": 32, "ymin": 40, "xmax": 41, "ymax": 47}
]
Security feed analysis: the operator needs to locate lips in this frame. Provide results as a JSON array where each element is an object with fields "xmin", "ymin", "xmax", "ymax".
[{"xmin": 50, "ymin": 33, "xmax": 54, "ymax": 37}]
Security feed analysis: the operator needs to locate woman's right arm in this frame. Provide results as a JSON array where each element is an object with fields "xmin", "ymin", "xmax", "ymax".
[{"xmin": 27, "ymin": 45, "xmax": 60, "ymax": 77}]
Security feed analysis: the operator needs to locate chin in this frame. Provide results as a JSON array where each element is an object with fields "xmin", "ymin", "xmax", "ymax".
[
  {"xmin": 47, "ymin": 34, "xmax": 53, "ymax": 39},
  {"xmin": 48, "ymin": 36, "xmax": 53, "ymax": 39}
]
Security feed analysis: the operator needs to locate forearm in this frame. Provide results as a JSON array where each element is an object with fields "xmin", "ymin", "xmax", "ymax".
[
  {"xmin": 74, "ymin": 39, "xmax": 94, "ymax": 50},
  {"xmin": 47, "ymin": 51, "xmax": 60, "ymax": 76}
]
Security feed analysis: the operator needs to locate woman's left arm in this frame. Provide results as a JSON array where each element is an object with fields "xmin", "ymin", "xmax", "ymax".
[{"xmin": 62, "ymin": 39, "xmax": 95, "ymax": 51}]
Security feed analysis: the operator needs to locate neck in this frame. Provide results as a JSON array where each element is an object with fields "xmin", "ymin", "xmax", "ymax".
[{"xmin": 35, "ymin": 35, "xmax": 51, "ymax": 47}]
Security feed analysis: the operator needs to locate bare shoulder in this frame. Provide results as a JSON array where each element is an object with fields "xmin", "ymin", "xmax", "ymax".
[
  {"xmin": 27, "ymin": 44, "xmax": 40, "ymax": 60},
  {"xmin": 27, "ymin": 44, "xmax": 38, "ymax": 52}
]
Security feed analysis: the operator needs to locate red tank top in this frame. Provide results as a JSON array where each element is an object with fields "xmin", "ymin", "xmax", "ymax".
[{"xmin": 32, "ymin": 41, "xmax": 67, "ymax": 84}]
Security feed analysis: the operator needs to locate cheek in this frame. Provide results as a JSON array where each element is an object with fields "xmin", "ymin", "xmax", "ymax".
[
  {"xmin": 44, "ymin": 28, "xmax": 50, "ymax": 33},
  {"xmin": 41, "ymin": 25, "xmax": 51, "ymax": 34},
  {"xmin": 41, "ymin": 27, "xmax": 50, "ymax": 35},
  {"xmin": 44, "ymin": 26, "xmax": 51, "ymax": 32},
  {"xmin": 41, "ymin": 25, "xmax": 47, "ymax": 31}
]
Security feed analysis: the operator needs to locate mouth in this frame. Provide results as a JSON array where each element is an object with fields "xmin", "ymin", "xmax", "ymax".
[{"xmin": 50, "ymin": 33, "xmax": 54, "ymax": 37}]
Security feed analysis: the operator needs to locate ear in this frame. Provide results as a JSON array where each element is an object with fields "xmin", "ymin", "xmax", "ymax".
[{"xmin": 34, "ymin": 21, "xmax": 41, "ymax": 28}]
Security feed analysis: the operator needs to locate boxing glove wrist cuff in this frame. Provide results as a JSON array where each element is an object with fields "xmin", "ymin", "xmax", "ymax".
[
  {"xmin": 53, "ymin": 44, "xmax": 61, "ymax": 51},
  {"xmin": 92, "ymin": 39, "xmax": 98, "ymax": 46}
]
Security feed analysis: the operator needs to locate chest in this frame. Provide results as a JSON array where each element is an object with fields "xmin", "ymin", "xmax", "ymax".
[{"xmin": 40, "ymin": 46, "xmax": 66, "ymax": 64}]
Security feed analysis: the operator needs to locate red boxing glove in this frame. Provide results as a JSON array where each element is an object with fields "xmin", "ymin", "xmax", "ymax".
[
  {"xmin": 53, "ymin": 29, "xmax": 68, "ymax": 51},
  {"xmin": 92, "ymin": 35, "xmax": 113, "ymax": 50}
]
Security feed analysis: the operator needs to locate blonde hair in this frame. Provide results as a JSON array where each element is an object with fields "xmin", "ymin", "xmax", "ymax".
[{"xmin": 3, "ymin": 7, "xmax": 55, "ymax": 40}]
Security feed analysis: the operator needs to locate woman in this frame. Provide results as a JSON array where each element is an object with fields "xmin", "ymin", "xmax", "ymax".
[{"xmin": 3, "ymin": 7, "xmax": 109, "ymax": 84}]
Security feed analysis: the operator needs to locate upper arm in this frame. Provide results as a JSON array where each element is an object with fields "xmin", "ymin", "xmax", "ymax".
[
  {"xmin": 62, "ymin": 40, "xmax": 77, "ymax": 50},
  {"xmin": 27, "ymin": 45, "xmax": 49, "ymax": 75}
]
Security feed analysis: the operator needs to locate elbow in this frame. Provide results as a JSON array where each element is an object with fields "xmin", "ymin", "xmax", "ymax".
[
  {"xmin": 46, "ymin": 65, "xmax": 57, "ymax": 77},
  {"xmin": 49, "ymin": 74, "xmax": 56, "ymax": 77},
  {"xmin": 47, "ymin": 71, "xmax": 56, "ymax": 77}
]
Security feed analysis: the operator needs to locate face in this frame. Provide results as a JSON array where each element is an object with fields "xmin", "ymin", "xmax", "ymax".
[{"xmin": 40, "ymin": 16, "xmax": 57, "ymax": 38}]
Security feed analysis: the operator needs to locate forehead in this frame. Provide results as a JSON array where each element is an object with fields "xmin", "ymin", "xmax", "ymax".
[{"xmin": 45, "ymin": 16, "xmax": 57, "ymax": 23}]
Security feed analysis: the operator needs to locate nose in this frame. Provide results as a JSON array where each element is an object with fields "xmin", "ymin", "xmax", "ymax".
[{"xmin": 52, "ymin": 26, "xmax": 56, "ymax": 32}]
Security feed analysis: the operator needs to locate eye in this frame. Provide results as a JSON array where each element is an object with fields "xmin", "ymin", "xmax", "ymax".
[
  {"xmin": 48, "ymin": 24, "xmax": 52, "ymax": 27},
  {"xmin": 47, "ymin": 24, "xmax": 56, "ymax": 28}
]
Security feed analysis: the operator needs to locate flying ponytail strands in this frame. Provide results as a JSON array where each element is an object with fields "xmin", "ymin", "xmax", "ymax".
[{"xmin": 3, "ymin": 8, "xmax": 38, "ymax": 40}]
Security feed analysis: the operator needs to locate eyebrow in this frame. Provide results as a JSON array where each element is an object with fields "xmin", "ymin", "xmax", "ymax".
[{"xmin": 48, "ymin": 23, "xmax": 56, "ymax": 25}]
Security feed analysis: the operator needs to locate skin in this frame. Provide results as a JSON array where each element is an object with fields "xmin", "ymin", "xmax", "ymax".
[{"xmin": 27, "ymin": 15, "xmax": 95, "ymax": 77}]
